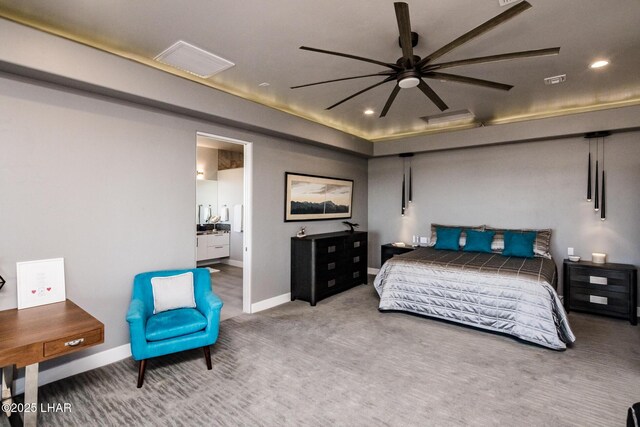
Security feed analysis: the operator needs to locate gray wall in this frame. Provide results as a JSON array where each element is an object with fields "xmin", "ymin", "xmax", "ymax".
[
  {"xmin": 0, "ymin": 73, "xmax": 368, "ymax": 359},
  {"xmin": 252, "ymin": 140, "xmax": 368, "ymax": 302},
  {"xmin": 368, "ymin": 133, "xmax": 640, "ymax": 298}
]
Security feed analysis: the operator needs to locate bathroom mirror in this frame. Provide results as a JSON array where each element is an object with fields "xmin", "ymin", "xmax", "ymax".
[{"xmin": 196, "ymin": 180, "xmax": 218, "ymax": 225}]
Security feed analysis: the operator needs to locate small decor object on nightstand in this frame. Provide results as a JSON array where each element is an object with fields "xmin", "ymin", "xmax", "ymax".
[
  {"xmin": 592, "ymin": 252, "xmax": 607, "ymax": 264},
  {"xmin": 296, "ymin": 227, "xmax": 307, "ymax": 238},
  {"xmin": 568, "ymin": 255, "xmax": 581, "ymax": 262},
  {"xmin": 16, "ymin": 258, "xmax": 66, "ymax": 309}
]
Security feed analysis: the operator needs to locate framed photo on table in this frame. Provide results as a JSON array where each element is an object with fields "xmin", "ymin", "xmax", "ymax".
[
  {"xmin": 16, "ymin": 258, "xmax": 66, "ymax": 309},
  {"xmin": 285, "ymin": 173, "xmax": 354, "ymax": 222}
]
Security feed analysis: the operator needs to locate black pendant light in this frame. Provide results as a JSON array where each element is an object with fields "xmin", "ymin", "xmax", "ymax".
[
  {"xmin": 586, "ymin": 137, "xmax": 592, "ymax": 201},
  {"xmin": 399, "ymin": 153, "xmax": 414, "ymax": 216},
  {"xmin": 584, "ymin": 131, "xmax": 611, "ymax": 219},
  {"xmin": 401, "ymin": 174, "xmax": 406, "ymax": 216},
  {"xmin": 594, "ymin": 137, "xmax": 599, "ymax": 212}
]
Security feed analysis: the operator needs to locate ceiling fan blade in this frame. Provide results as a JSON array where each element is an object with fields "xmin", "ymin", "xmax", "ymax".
[
  {"xmin": 326, "ymin": 76, "xmax": 396, "ymax": 110},
  {"xmin": 417, "ymin": 0, "xmax": 532, "ymax": 68},
  {"xmin": 423, "ymin": 47, "xmax": 560, "ymax": 71},
  {"xmin": 417, "ymin": 80, "xmax": 448, "ymax": 111},
  {"xmin": 380, "ymin": 84, "xmax": 402, "ymax": 118},
  {"xmin": 291, "ymin": 72, "xmax": 395, "ymax": 89},
  {"xmin": 300, "ymin": 46, "xmax": 401, "ymax": 71},
  {"xmin": 394, "ymin": 2, "xmax": 414, "ymax": 66},
  {"xmin": 425, "ymin": 72, "xmax": 513, "ymax": 91}
]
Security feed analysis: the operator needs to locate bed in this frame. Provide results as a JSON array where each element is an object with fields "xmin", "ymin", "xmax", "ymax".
[{"xmin": 374, "ymin": 247, "xmax": 575, "ymax": 350}]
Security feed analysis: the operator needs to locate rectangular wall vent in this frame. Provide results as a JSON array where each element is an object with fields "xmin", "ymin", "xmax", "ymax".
[
  {"xmin": 421, "ymin": 109, "xmax": 475, "ymax": 125},
  {"xmin": 544, "ymin": 74, "xmax": 567, "ymax": 85},
  {"xmin": 154, "ymin": 41, "xmax": 234, "ymax": 79},
  {"xmin": 498, "ymin": 0, "xmax": 521, "ymax": 6}
]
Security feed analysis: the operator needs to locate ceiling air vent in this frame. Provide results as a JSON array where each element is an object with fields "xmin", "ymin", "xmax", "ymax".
[
  {"xmin": 498, "ymin": 0, "xmax": 521, "ymax": 6},
  {"xmin": 154, "ymin": 41, "xmax": 234, "ymax": 78},
  {"xmin": 544, "ymin": 74, "xmax": 567, "ymax": 85},
  {"xmin": 421, "ymin": 109, "xmax": 475, "ymax": 125}
]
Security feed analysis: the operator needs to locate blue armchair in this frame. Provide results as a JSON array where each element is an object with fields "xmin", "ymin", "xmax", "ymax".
[{"xmin": 126, "ymin": 268, "xmax": 223, "ymax": 388}]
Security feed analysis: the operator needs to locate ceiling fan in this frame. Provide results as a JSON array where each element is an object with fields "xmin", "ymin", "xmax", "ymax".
[{"xmin": 291, "ymin": 1, "xmax": 560, "ymax": 118}]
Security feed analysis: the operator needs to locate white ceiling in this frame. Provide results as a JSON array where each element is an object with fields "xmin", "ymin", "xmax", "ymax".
[{"xmin": 1, "ymin": 0, "xmax": 639, "ymax": 142}]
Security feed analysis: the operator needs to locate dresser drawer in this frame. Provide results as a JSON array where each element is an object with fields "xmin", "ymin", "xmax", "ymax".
[
  {"xmin": 315, "ymin": 239, "xmax": 344, "ymax": 255},
  {"xmin": 44, "ymin": 328, "xmax": 103, "ymax": 358}
]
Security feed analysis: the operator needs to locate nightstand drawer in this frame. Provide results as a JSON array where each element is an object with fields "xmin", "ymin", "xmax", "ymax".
[
  {"xmin": 569, "ymin": 292, "xmax": 629, "ymax": 315},
  {"xmin": 568, "ymin": 267, "xmax": 630, "ymax": 288},
  {"xmin": 570, "ymin": 280, "xmax": 630, "ymax": 294},
  {"xmin": 44, "ymin": 328, "xmax": 103, "ymax": 358}
]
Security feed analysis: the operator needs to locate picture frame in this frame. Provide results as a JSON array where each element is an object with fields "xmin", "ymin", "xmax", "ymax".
[
  {"xmin": 16, "ymin": 258, "xmax": 66, "ymax": 309},
  {"xmin": 285, "ymin": 172, "xmax": 354, "ymax": 222}
]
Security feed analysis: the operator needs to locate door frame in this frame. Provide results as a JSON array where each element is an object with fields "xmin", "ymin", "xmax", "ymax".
[{"xmin": 196, "ymin": 131, "xmax": 253, "ymax": 314}]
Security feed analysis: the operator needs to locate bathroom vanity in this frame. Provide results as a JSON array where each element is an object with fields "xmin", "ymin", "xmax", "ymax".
[{"xmin": 196, "ymin": 230, "xmax": 230, "ymax": 261}]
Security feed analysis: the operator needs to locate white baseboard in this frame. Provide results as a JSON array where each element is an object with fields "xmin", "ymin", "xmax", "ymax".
[
  {"xmin": 251, "ymin": 292, "xmax": 291, "ymax": 313},
  {"xmin": 13, "ymin": 343, "xmax": 131, "ymax": 395},
  {"xmin": 221, "ymin": 259, "xmax": 243, "ymax": 268},
  {"xmin": 368, "ymin": 267, "xmax": 380, "ymax": 275}
]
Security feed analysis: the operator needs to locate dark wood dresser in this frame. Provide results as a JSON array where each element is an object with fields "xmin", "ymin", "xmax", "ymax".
[
  {"xmin": 563, "ymin": 259, "xmax": 637, "ymax": 325},
  {"xmin": 291, "ymin": 231, "xmax": 368, "ymax": 306}
]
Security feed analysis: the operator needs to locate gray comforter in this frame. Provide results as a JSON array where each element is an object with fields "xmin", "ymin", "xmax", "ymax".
[{"xmin": 374, "ymin": 247, "xmax": 575, "ymax": 350}]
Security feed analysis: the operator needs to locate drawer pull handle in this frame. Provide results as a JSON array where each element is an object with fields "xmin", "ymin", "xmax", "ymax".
[
  {"xmin": 589, "ymin": 295, "xmax": 608, "ymax": 305},
  {"xmin": 65, "ymin": 338, "xmax": 85, "ymax": 347},
  {"xmin": 327, "ymin": 262, "xmax": 336, "ymax": 270},
  {"xmin": 327, "ymin": 246, "xmax": 336, "ymax": 253},
  {"xmin": 215, "ymin": 246, "xmax": 224, "ymax": 249},
  {"xmin": 353, "ymin": 256, "xmax": 360, "ymax": 263},
  {"xmin": 328, "ymin": 279, "xmax": 336, "ymax": 287},
  {"xmin": 353, "ymin": 241, "xmax": 360, "ymax": 248},
  {"xmin": 353, "ymin": 271, "xmax": 360, "ymax": 278},
  {"xmin": 589, "ymin": 276, "xmax": 607, "ymax": 285}
]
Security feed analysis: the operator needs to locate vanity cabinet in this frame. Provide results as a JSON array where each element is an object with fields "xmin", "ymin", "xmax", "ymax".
[
  {"xmin": 197, "ymin": 232, "xmax": 230, "ymax": 261},
  {"xmin": 291, "ymin": 231, "xmax": 368, "ymax": 306}
]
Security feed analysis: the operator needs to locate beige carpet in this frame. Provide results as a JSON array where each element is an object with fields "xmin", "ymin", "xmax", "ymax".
[{"xmin": 10, "ymin": 284, "xmax": 640, "ymax": 426}]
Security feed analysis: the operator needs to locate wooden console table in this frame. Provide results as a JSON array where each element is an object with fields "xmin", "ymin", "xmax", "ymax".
[{"xmin": 0, "ymin": 300, "xmax": 104, "ymax": 426}]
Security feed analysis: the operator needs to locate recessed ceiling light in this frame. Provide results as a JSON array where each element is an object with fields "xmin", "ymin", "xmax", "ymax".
[
  {"xmin": 258, "ymin": 82, "xmax": 270, "ymax": 87},
  {"xmin": 590, "ymin": 60, "xmax": 609, "ymax": 69},
  {"xmin": 364, "ymin": 109, "xmax": 375, "ymax": 115}
]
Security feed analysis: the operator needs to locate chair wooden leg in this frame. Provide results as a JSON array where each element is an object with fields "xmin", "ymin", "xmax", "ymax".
[
  {"xmin": 203, "ymin": 346, "xmax": 212, "ymax": 370},
  {"xmin": 137, "ymin": 359, "xmax": 147, "ymax": 388}
]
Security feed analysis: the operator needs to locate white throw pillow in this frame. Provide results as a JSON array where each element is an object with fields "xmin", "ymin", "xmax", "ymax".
[{"xmin": 151, "ymin": 272, "xmax": 196, "ymax": 314}]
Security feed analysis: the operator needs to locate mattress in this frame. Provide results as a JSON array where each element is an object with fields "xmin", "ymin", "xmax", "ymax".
[{"xmin": 374, "ymin": 247, "xmax": 575, "ymax": 349}]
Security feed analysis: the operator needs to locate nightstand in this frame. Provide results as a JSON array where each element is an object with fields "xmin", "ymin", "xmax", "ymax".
[
  {"xmin": 381, "ymin": 243, "xmax": 416, "ymax": 266},
  {"xmin": 563, "ymin": 259, "xmax": 637, "ymax": 325}
]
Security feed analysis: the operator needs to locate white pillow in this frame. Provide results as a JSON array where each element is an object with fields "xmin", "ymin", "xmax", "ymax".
[{"xmin": 151, "ymin": 272, "xmax": 196, "ymax": 314}]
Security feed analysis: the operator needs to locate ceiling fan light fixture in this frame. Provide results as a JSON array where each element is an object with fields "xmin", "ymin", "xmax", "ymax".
[{"xmin": 399, "ymin": 76, "xmax": 420, "ymax": 89}]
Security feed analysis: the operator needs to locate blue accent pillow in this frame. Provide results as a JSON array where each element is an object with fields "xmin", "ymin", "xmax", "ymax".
[
  {"xmin": 502, "ymin": 231, "xmax": 536, "ymax": 258},
  {"xmin": 434, "ymin": 227, "xmax": 462, "ymax": 251},
  {"xmin": 463, "ymin": 229, "xmax": 496, "ymax": 253}
]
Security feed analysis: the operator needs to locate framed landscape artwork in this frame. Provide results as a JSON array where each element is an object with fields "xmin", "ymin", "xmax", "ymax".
[{"xmin": 285, "ymin": 173, "xmax": 354, "ymax": 222}]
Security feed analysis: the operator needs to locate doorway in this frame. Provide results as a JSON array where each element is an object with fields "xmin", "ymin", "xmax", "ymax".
[{"xmin": 196, "ymin": 132, "xmax": 252, "ymax": 319}]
